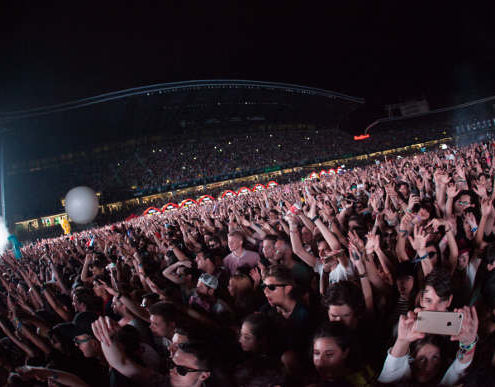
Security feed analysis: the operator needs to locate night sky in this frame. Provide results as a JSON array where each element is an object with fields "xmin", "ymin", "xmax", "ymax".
[{"xmin": 1, "ymin": 2, "xmax": 495, "ymax": 113}]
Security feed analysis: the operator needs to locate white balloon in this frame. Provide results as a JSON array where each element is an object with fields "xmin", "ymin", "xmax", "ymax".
[{"xmin": 65, "ymin": 186, "xmax": 99, "ymax": 224}]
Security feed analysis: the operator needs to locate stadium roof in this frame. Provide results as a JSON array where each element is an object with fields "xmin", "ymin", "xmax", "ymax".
[
  {"xmin": 0, "ymin": 80, "xmax": 365, "ymax": 162},
  {"xmin": 0, "ymin": 79, "xmax": 364, "ymax": 121}
]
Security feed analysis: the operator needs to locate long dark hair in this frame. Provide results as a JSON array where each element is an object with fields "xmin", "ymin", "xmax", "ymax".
[{"xmin": 312, "ymin": 321, "xmax": 362, "ymax": 371}]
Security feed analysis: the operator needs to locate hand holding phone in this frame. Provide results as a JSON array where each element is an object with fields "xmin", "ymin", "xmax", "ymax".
[{"xmin": 414, "ymin": 311, "xmax": 463, "ymax": 336}]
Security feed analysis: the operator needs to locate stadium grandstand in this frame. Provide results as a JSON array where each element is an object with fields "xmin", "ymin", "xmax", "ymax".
[
  {"xmin": 3, "ymin": 80, "xmax": 495, "ymax": 241},
  {"xmin": 1, "ymin": 80, "xmax": 363, "ymax": 233}
]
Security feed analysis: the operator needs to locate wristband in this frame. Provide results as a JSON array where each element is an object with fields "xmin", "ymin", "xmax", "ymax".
[
  {"xmin": 457, "ymin": 348, "xmax": 474, "ymax": 360},
  {"xmin": 457, "ymin": 341, "xmax": 477, "ymax": 360},
  {"xmin": 459, "ymin": 335, "xmax": 478, "ymax": 351},
  {"xmin": 412, "ymin": 253, "xmax": 428, "ymax": 263},
  {"xmin": 311, "ymin": 215, "xmax": 319, "ymax": 223},
  {"xmin": 398, "ymin": 229, "xmax": 409, "ymax": 236},
  {"xmin": 471, "ymin": 226, "xmax": 478, "ymax": 233},
  {"xmin": 357, "ymin": 272, "xmax": 368, "ymax": 278}
]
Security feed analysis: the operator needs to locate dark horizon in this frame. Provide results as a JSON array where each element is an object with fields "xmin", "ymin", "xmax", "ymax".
[{"xmin": 1, "ymin": 2, "xmax": 495, "ymax": 114}]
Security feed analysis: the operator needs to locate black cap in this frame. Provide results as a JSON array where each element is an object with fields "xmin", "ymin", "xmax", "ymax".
[{"xmin": 55, "ymin": 311, "xmax": 99, "ymax": 340}]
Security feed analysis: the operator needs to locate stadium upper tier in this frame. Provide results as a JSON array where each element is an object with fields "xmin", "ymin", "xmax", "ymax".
[
  {"xmin": 0, "ymin": 80, "xmax": 366, "ymax": 221},
  {"xmin": 0, "ymin": 80, "xmax": 364, "ymax": 154}
]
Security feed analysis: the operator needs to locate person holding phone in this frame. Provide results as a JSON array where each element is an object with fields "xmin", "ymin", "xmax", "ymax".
[{"xmin": 378, "ymin": 305, "xmax": 479, "ymax": 385}]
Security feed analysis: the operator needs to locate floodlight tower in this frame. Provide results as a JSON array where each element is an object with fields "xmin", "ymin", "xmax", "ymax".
[{"xmin": 0, "ymin": 138, "xmax": 5, "ymax": 224}]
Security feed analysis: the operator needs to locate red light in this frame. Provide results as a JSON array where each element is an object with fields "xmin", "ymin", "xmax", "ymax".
[{"xmin": 354, "ymin": 134, "xmax": 370, "ymax": 141}]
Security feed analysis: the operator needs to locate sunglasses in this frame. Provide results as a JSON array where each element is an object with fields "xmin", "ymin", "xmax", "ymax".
[
  {"xmin": 260, "ymin": 283, "xmax": 288, "ymax": 291},
  {"xmin": 169, "ymin": 360, "xmax": 209, "ymax": 376},
  {"xmin": 73, "ymin": 337, "xmax": 91, "ymax": 345}
]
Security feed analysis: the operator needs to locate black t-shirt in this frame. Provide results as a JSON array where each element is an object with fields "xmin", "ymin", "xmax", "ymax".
[{"xmin": 259, "ymin": 301, "xmax": 313, "ymax": 352}]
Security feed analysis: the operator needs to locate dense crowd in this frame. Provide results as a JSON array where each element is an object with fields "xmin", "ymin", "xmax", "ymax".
[
  {"xmin": 1, "ymin": 141, "xmax": 495, "ymax": 386},
  {"xmin": 10, "ymin": 123, "xmax": 451, "ymax": 221}
]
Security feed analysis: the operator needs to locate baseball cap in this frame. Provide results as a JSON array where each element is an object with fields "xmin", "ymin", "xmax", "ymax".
[
  {"xmin": 55, "ymin": 311, "xmax": 99, "ymax": 340},
  {"xmin": 199, "ymin": 273, "xmax": 218, "ymax": 290}
]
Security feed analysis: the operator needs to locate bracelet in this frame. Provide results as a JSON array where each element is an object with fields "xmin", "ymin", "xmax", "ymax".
[
  {"xmin": 406, "ymin": 208, "xmax": 413, "ymax": 213},
  {"xmin": 358, "ymin": 272, "xmax": 368, "ymax": 278},
  {"xmin": 412, "ymin": 253, "xmax": 428, "ymax": 263},
  {"xmin": 311, "ymin": 215, "xmax": 319, "ymax": 223},
  {"xmin": 398, "ymin": 229, "xmax": 409, "ymax": 236},
  {"xmin": 457, "ymin": 344, "xmax": 477, "ymax": 360},
  {"xmin": 471, "ymin": 226, "xmax": 478, "ymax": 233},
  {"xmin": 459, "ymin": 335, "xmax": 478, "ymax": 351}
]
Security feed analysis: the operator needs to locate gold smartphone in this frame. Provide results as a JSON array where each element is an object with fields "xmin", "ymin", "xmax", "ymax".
[{"xmin": 415, "ymin": 311, "xmax": 463, "ymax": 336}]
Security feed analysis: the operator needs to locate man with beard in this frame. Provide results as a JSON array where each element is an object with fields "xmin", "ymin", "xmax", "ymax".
[
  {"xmin": 259, "ymin": 265, "xmax": 313, "ymax": 377},
  {"xmin": 188, "ymin": 273, "xmax": 233, "ymax": 323}
]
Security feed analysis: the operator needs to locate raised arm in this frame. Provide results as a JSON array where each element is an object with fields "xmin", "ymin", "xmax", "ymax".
[
  {"xmin": 287, "ymin": 214, "xmax": 317, "ymax": 267},
  {"xmin": 92, "ymin": 317, "xmax": 146, "ymax": 380}
]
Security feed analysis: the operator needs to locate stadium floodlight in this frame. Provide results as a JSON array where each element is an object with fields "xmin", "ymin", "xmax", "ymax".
[{"xmin": 0, "ymin": 217, "xmax": 9, "ymax": 254}]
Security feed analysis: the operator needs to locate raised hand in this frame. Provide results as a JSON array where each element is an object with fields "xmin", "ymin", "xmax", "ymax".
[
  {"xmin": 92, "ymin": 316, "xmax": 120, "ymax": 347},
  {"xmin": 434, "ymin": 171, "xmax": 450, "ymax": 186},
  {"xmin": 348, "ymin": 230, "xmax": 364, "ymax": 251},
  {"xmin": 249, "ymin": 267, "xmax": 261, "ymax": 287},
  {"xmin": 446, "ymin": 183, "xmax": 460, "ymax": 199},
  {"xmin": 408, "ymin": 225, "xmax": 428, "ymax": 252},
  {"xmin": 480, "ymin": 197, "xmax": 493, "ymax": 217},
  {"xmin": 397, "ymin": 311, "xmax": 425, "ymax": 343},
  {"xmin": 451, "ymin": 306, "xmax": 478, "ymax": 345},
  {"xmin": 473, "ymin": 181, "xmax": 488, "ymax": 200}
]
